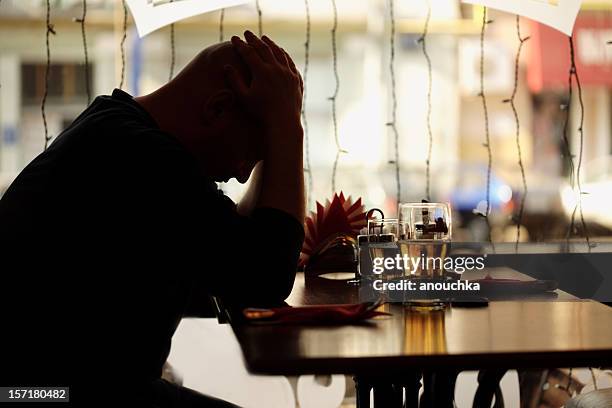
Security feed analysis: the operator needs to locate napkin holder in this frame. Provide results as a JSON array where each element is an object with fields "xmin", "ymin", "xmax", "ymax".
[{"xmin": 304, "ymin": 232, "xmax": 358, "ymax": 274}]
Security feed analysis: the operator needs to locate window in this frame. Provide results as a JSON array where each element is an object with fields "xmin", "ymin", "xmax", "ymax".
[{"xmin": 21, "ymin": 63, "xmax": 92, "ymax": 105}]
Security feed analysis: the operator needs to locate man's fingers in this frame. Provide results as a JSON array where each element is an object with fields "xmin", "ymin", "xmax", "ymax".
[
  {"xmin": 231, "ymin": 36, "xmax": 265, "ymax": 75},
  {"xmin": 224, "ymin": 65, "xmax": 248, "ymax": 97},
  {"xmin": 282, "ymin": 49, "xmax": 299, "ymax": 75},
  {"xmin": 244, "ymin": 30, "xmax": 275, "ymax": 63},
  {"xmin": 282, "ymin": 49, "xmax": 303, "ymax": 92},
  {"xmin": 262, "ymin": 36, "xmax": 289, "ymax": 67}
]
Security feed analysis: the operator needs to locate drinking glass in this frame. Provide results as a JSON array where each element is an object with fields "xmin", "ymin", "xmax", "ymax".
[{"xmin": 398, "ymin": 202, "xmax": 452, "ymax": 310}]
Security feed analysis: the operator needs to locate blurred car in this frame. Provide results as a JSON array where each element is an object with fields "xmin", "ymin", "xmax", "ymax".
[
  {"xmin": 446, "ymin": 164, "xmax": 515, "ymax": 240},
  {"xmin": 561, "ymin": 156, "xmax": 612, "ymax": 231}
]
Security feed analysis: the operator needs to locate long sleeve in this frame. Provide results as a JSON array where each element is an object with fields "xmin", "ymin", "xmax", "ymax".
[{"xmin": 142, "ymin": 137, "xmax": 304, "ymax": 307}]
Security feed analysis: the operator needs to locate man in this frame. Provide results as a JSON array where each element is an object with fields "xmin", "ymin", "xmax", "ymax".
[{"xmin": 0, "ymin": 32, "xmax": 305, "ymax": 407}]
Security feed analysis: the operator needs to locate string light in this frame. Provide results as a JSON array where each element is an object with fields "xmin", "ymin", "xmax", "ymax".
[
  {"xmin": 561, "ymin": 54, "xmax": 575, "ymax": 241},
  {"xmin": 569, "ymin": 36, "xmax": 591, "ymax": 248},
  {"xmin": 74, "ymin": 0, "xmax": 91, "ymax": 105},
  {"xmin": 119, "ymin": 0, "xmax": 128, "ymax": 90},
  {"xmin": 169, "ymin": 0, "xmax": 176, "ymax": 81},
  {"xmin": 418, "ymin": 2, "xmax": 433, "ymax": 202},
  {"xmin": 387, "ymin": 0, "xmax": 401, "ymax": 207},
  {"xmin": 478, "ymin": 7, "xmax": 494, "ymax": 246},
  {"xmin": 329, "ymin": 0, "xmax": 344, "ymax": 194},
  {"xmin": 302, "ymin": 0, "xmax": 313, "ymax": 209},
  {"xmin": 219, "ymin": 8, "xmax": 225, "ymax": 42},
  {"xmin": 42, "ymin": 0, "xmax": 56, "ymax": 151},
  {"xmin": 561, "ymin": 36, "xmax": 591, "ymax": 250},
  {"xmin": 255, "ymin": 0, "xmax": 263, "ymax": 36},
  {"xmin": 502, "ymin": 15, "xmax": 529, "ymax": 251}
]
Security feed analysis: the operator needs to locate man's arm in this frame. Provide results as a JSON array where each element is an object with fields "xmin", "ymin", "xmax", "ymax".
[
  {"xmin": 227, "ymin": 31, "xmax": 305, "ymax": 224},
  {"xmin": 236, "ymin": 160, "xmax": 262, "ymax": 216}
]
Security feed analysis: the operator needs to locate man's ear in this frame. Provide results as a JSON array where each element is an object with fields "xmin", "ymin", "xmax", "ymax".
[{"xmin": 201, "ymin": 90, "xmax": 234, "ymax": 124}]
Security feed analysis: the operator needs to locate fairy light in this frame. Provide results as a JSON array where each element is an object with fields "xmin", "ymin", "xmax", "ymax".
[
  {"xmin": 74, "ymin": 0, "xmax": 91, "ymax": 105},
  {"xmin": 302, "ymin": 0, "xmax": 313, "ymax": 209},
  {"xmin": 569, "ymin": 36, "xmax": 591, "ymax": 248},
  {"xmin": 387, "ymin": 0, "xmax": 401, "ymax": 207},
  {"xmin": 255, "ymin": 0, "xmax": 263, "ymax": 36},
  {"xmin": 219, "ymin": 8, "xmax": 225, "ymax": 42},
  {"xmin": 478, "ymin": 7, "xmax": 494, "ymax": 245},
  {"xmin": 169, "ymin": 0, "xmax": 176, "ymax": 81},
  {"xmin": 42, "ymin": 0, "xmax": 56, "ymax": 151},
  {"xmin": 502, "ymin": 15, "xmax": 529, "ymax": 251},
  {"xmin": 418, "ymin": 2, "xmax": 433, "ymax": 202},
  {"xmin": 563, "ymin": 36, "xmax": 591, "ymax": 249},
  {"xmin": 119, "ymin": 0, "xmax": 128, "ymax": 90},
  {"xmin": 329, "ymin": 0, "xmax": 345, "ymax": 194}
]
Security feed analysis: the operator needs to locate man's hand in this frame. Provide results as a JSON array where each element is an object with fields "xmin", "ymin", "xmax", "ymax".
[
  {"xmin": 225, "ymin": 31, "xmax": 304, "ymax": 146},
  {"xmin": 226, "ymin": 31, "xmax": 305, "ymax": 224}
]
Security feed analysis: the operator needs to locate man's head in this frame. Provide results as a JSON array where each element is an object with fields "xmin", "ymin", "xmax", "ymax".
[{"xmin": 136, "ymin": 41, "xmax": 263, "ymax": 183}]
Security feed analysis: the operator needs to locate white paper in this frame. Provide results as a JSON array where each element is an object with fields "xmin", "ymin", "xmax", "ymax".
[
  {"xmin": 126, "ymin": 0, "xmax": 250, "ymax": 38},
  {"xmin": 461, "ymin": 0, "xmax": 583, "ymax": 36}
]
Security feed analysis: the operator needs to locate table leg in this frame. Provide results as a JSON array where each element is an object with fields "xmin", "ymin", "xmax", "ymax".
[
  {"xmin": 473, "ymin": 369, "xmax": 507, "ymax": 408},
  {"xmin": 354, "ymin": 376, "xmax": 372, "ymax": 408},
  {"xmin": 373, "ymin": 382, "xmax": 402, "ymax": 407},
  {"xmin": 420, "ymin": 370, "xmax": 459, "ymax": 408},
  {"xmin": 396, "ymin": 372, "xmax": 422, "ymax": 408},
  {"xmin": 354, "ymin": 373, "xmax": 421, "ymax": 408}
]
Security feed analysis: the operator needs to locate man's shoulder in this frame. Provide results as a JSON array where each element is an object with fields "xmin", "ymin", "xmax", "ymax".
[{"xmin": 56, "ymin": 92, "xmax": 187, "ymax": 160}]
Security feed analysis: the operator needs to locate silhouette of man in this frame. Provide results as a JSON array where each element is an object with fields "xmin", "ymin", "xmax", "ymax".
[{"xmin": 0, "ymin": 32, "xmax": 305, "ymax": 407}]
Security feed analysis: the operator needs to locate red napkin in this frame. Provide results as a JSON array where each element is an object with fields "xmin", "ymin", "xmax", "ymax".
[{"xmin": 243, "ymin": 302, "xmax": 390, "ymax": 325}]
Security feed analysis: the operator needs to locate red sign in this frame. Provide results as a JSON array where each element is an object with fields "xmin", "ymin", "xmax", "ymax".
[{"xmin": 528, "ymin": 13, "xmax": 612, "ymax": 92}]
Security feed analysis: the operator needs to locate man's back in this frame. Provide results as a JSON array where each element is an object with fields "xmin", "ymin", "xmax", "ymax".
[
  {"xmin": 0, "ymin": 89, "xmax": 303, "ymax": 401},
  {"xmin": 0, "ymin": 89, "xmax": 208, "ymax": 392}
]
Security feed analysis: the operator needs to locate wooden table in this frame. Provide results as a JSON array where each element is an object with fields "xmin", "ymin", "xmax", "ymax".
[{"xmin": 223, "ymin": 268, "xmax": 612, "ymax": 407}]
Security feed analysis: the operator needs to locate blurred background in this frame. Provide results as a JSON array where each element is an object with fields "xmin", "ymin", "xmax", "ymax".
[{"xmin": 0, "ymin": 0, "xmax": 611, "ymax": 242}]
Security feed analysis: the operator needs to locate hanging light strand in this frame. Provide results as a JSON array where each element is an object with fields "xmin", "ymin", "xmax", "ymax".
[
  {"xmin": 567, "ymin": 36, "xmax": 592, "ymax": 248},
  {"xmin": 503, "ymin": 15, "xmax": 529, "ymax": 251},
  {"xmin": 119, "ymin": 0, "xmax": 128, "ymax": 90},
  {"xmin": 219, "ymin": 8, "xmax": 225, "ymax": 42},
  {"xmin": 74, "ymin": 0, "xmax": 91, "ymax": 105},
  {"xmin": 168, "ymin": 0, "xmax": 176, "ymax": 81},
  {"xmin": 561, "ymin": 53, "xmax": 576, "ymax": 246},
  {"xmin": 387, "ymin": 0, "xmax": 401, "ymax": 207},
  {"xmin": 418, "ymin": 2, "xmax": 433, "ymax": 201},
  {"xmin": 329, "ymin": 0, "xmax": 344, "ymax": 194},
  {"xmin": 255, "ymin": 0, "xmax": 263, "ymax": 36},
  {"xmin": 42, "ymin": 0, "xmax": 56, "ymax": 151},
  {"xmin": 302, "ymin": 0, "xmax": 313, "ymax": 209},
  {"xmin": 169, "ymin": 24, "xmax": 176, "ymax": 80},
  {"xmin": 478, "ymin": 7, "xmax": 494, "ymax": 245}
]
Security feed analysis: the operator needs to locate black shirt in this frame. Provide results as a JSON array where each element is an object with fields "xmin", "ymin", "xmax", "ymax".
[{"xmin": 0, "ymin": 89, "xmax": 304, "ymax": 397}]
